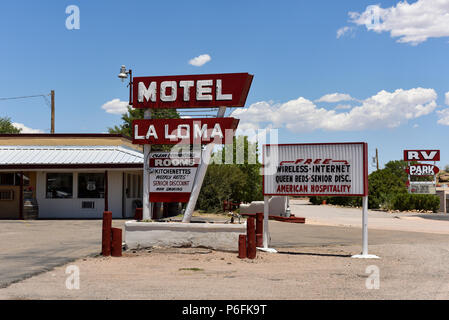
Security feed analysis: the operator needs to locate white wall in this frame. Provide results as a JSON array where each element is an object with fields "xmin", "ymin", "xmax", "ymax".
[{"xmin": 36, "ymin": 171, "xmax": 123, "ymax": 218}]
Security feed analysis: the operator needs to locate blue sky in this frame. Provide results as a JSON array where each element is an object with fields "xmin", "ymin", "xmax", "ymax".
[{"xmin": 1, "ymin": 0, "xmax": 448, "ymax": 169}]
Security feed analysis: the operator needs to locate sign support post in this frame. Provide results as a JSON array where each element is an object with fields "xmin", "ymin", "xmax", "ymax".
[
  {"xmin": 142, "ymin": 109, "xmax": 152, "ymax": 220},
  {"xmin": 351, "ymin": 196, "xmax": 379, "ymax": 259},
  {"xmin": 258, "ymin": 195, "xmax": 277, "ymax": 253},
  {"xmin": 182, "ymin": 106, "xmax": 227, "ymax": 223}
]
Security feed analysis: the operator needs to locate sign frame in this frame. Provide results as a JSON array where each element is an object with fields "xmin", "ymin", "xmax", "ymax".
[{"xmin": 262, "ymin": 142, "xmax": 369, "ymax": 197}]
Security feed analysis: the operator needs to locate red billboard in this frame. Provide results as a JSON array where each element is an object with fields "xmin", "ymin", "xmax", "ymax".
[
  {"xmin": 132, "ymin": 73, "xmax": 253, "ymax": 109},
  {"xmin": 403, "ymin": 150, "xmax": 440, "ymax": 161},
  {"xmin": 133, "ymin": 117, "xmax": 239, "ymax": 145}
]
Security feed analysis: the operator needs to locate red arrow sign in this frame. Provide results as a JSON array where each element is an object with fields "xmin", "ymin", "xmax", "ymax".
[
  {"xmin": 406, "ymin": 164, "xmax": 439, "ymax": 176},
  {"xmin": 132, "ymin": 118, "xmax": 239, "ymax": 145}
]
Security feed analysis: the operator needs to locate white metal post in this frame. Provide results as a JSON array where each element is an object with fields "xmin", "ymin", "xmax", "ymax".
[
  {"xmin": 263, "ymin": 195, "xmax": 269, "ymax": 248},
  {"xmin": 352, "ymin": 195, "xmax": 379, "ymax": 259},
  {"xmin": 362, "ymin": 195, "xmax": 368, "ymax": 255},
  {"xmin": 260, "ymin": 195, "xmax": 277, "ymax": 253},
  {"xmin": 182, "ymin": 107, "xmax": 227, "ymax": 223},
  {"xmin": 142, "ymin": 109, "xmax": 152, "ymax": 220}
]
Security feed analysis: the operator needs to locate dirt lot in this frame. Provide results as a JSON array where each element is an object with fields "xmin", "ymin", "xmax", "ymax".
[{"xmin": 1, "ymin": 222, "xmax": 449, "ymax": 300}]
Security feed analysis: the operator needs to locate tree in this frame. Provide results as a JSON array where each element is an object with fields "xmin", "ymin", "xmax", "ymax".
[
  {"xmin": 0, "ymin": 117, "xmax": 21, "ymax": 133},
  {"xmin": 384, "ymin": 160, "xmax": 409, "ymax": 184},
  {"xmin": 367, "ymin": 168, "xmax": 407, "ymax": 209},
  {"xmin": 196, "ymin": 136, "xmax": 263, "ymax": 212}
]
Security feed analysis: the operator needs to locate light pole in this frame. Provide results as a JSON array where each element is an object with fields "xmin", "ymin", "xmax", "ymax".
[
  {"xmin": 118, "ymin": 65, "xmax": 133, "ymax": 105},
  {"xmin": 118, "ymin": 65, "xmax": 152, "ymax": 220}
]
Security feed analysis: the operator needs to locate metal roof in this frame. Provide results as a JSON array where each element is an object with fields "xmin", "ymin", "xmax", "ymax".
[{"xmin": 0, "ymin": 145, "xmax": 143, "ymax": 167}]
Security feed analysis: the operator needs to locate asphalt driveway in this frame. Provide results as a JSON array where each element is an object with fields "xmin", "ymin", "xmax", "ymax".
[{"xmin": 0, "ymin": 219, "xmax": 125, "ymax": 288}]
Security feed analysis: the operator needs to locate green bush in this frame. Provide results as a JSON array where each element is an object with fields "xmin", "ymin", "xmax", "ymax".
[
  {"xmin": 196, "ymin": 136, "xmax": 263, "ymax": 212},
  {"xmin": 309, "ymin": 196, "xmax": 361, "ymax": 207},
  {"xmin": 367, "ymin": 167, "xmax": 407, "ymax": 209},
  {"xmin": 392, "ymin": 194, "xmax": 440, "ymax": 212}
]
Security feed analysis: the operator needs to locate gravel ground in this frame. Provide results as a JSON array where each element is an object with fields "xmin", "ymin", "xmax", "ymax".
[
  {"xmin": 2, "ymin": 204, "xmax": 449, "ymax": 300},
  {"xmin": 1, "ymin": 236, "xmax": 448, "ymax": 300}
]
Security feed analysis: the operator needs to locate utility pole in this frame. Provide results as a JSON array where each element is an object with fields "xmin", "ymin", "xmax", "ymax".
[
  {"xmin": 51, "ymin": 90, "xmax": 55, "ymax": 134},
  {"xmin": 376, "ymin": 148, "xmax": 379, "ymax": 170}
]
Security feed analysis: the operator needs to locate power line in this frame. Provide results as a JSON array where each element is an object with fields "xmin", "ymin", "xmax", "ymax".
[{"xmin": 0, "ymin": 94, "xmax": 51, "ymax": 108}]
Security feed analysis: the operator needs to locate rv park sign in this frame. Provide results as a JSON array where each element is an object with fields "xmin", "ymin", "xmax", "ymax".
[{"xmin": 404, "ymin": 149, "xmax": 440, "ymax": 195}]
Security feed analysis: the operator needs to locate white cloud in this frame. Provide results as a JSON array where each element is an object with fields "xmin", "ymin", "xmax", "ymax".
[
  {"xmin": 334, "ymin": 104, "xmax": 352, "ymax": 110},
  {"xmin": 445, "ymin": 91, "xmax": 449, "ymax": 105},
  {"xmin": 336, "ymin": 26, "xmax": 353, "ymax": 39},
  {"xmin": 437, "ymin": 108, "xmax": 449, "ymax": 125},
  {"xmin": 316, "ymin": 93, "xmax": 354, "ymax": 103},
  {"xmin": 101, "ymin": 99, "xmax": 129, "ymax": 115},
  {"xmin": 189, "ymin": 54, "xmax": 211, "ymax": 67},
  {"xmin": 232, "ymin": 88, "xmax": 438, "ymax": 132},
  {"xmin": 347, "ymin": 0, "xmax": 449, "ymax": 45},
  {"xmin": 12, "ymin": 123, "xmax": 44, "ymax": 133}
]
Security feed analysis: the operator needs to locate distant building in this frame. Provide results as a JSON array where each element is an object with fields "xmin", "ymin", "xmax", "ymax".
[{"xmin": 0, "ymin": 134, "xmax": 143, "ymax": 219}]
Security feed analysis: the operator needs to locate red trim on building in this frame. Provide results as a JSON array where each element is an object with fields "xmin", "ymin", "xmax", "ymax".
[
  {"xmin": 0, "ymin": 164, "xmax": 143, "ymax": 170},
  {"xmin": 0, "ymin": 133, "xmax": 132, "ymax": 140}
]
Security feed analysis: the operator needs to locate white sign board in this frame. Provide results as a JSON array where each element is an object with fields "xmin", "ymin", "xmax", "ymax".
[
  {"xmin": 147, "ymin": 151, "xmax": 200, "ymax": 202},
  {"xmin": 263, "ymin": 143, "xmax": 368, "ymax": 196},
  {"xmin": 408, "ymin": 182, "xmax": 436, "ymax": 194}
]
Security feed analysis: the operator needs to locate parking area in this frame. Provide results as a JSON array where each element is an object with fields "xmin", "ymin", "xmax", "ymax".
[
  {"xmin": 0, "ymin": 219, "xmax": 125, "ymax": 288},
  {"xmin": 0, "ymin": 216, "xmax": 449, "ymax": 299},
  {"xmin": 1, "ymin": 201, "xmax": 449, "ymax": 299}
]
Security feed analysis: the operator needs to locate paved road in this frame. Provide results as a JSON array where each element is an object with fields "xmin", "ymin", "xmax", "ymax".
[
  {"xmin": 290, "ymin": 199, "xmax": 449, "ymax": 234},
  {"xmin": 0, "ymin": 219, "xmax": 125, "ymax": 288}
]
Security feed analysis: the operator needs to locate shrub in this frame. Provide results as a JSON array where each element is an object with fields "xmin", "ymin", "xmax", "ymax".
[
  {"xmin": 309, "ymin": 196, "xmax": 361, "ymax": 207},
  {"xmin": 367, "ymin": 168, "xmax": 407, "ymax": 209},
  {"xmin": 392, "ymin": 194, "xmax": 440, "ymax": 212}
]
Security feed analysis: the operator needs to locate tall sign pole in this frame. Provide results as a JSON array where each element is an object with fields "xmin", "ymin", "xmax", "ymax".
[
  {"xmin": 182, "ymin": 106, "xmax": 226, "ymax": 222},
  {"xmin": 142, "ymin": 109, "xmax": 152, "ymax": 220}
]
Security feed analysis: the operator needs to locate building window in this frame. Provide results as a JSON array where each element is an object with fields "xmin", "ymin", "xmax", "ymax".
[
  {"xmin": 78, "ymin": 173, "xmax": 105, "ymax": 198},
  {"xmin": 46, "ymin": 173, "xmax": 73, "ymax": 199},
  {"xmin": 126, "ymin": 173, "xmax": 142, "ymax": 199},
  {"xmin": 0, "ymin": 173, "xmax": 30, "ymax": 186},
  {"xmin": 0, "ymin": 173, "xmax": 15, "ymax": 186},
  {"xmin": 0, "ymin": 190, "xmax": 14, "ymax": 201}
]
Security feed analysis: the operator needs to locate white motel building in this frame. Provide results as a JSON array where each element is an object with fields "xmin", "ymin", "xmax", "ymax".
[{"xmin": 0, "ymin": 134, "xmax": 144, "ymax": 219}]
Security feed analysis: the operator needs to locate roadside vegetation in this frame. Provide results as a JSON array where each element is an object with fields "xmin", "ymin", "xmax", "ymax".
[
  {"xmin": 310, "ymin": 160, "xmax": 440, "ymax": 212},
  {"xmin": 0, "ymin": 117, "xmax": 21, "ymax": 133},
  {"xmin": 196, "ymin": 136, "xmax": 263, "ymax": 213}
]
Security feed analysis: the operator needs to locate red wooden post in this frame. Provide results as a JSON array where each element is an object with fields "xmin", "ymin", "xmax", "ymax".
[
  {"xmin": 256, "ymin": 212, "xmax": 263, "ymax": 236},
  {"xmin": 134, "ymin": 208, "xmax": 143, "ymax": 221},
  {"xmin": 102, "ymin": 211, "xmax": 112, "ymax": 256},
  {"xmin": 247, "ymin": 217, "xmax": 256, "ymax": 259},
  {"xmin": 256, "ymin": 233, "xmax": 263, "ymax": 248},
  {"xmin": 111, "ymin": 227, "xmax": 122, "ymax": 257},
  {"xmin": 238, "ymin": 234, "xmax": 247, "ymax": 259}
]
